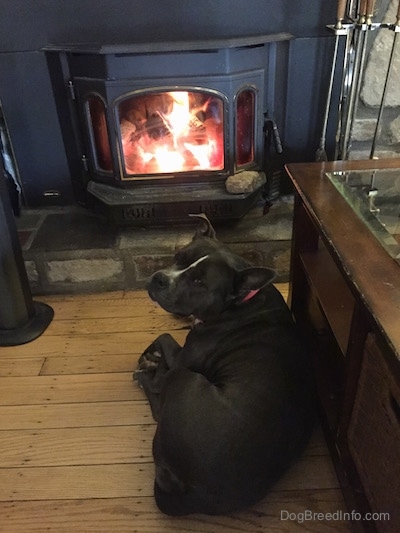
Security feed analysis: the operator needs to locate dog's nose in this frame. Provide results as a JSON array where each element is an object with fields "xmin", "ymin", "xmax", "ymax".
[{"xmin": 151, "ymin": 271, "xmax": 170, "ymax": 290}]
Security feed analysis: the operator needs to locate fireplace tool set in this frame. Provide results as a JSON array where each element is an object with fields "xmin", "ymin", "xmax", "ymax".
[{"xmin": 318, "ymin": 0, "xmax": 400, "ymax": 161}]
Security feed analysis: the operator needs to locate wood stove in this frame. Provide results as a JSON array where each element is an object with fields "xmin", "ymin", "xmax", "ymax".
[{"xmin": 44, "ymin": 33, "xmax": 291, "ymax": 225}]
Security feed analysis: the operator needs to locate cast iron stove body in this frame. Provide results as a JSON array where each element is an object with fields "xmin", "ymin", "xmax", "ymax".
[{"xmin": 44, "ymin": 33, "xmax": 291, "ymax": 225}]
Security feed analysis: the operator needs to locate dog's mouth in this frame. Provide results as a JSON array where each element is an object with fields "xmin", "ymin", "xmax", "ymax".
[
  {"xmin": 147, "ymin": 289, "xmax": 169, "ymax": 311},
  {"xmin": 147, "ymin": 288, "xmax": 158, "ymax": 303},
  {"xmin": 148, "ymin": 291, "xmax": 212, "ymax": 324},
  {"xmin": 147, "ymin": 287, "xmax": 187, "ymax": 317}
]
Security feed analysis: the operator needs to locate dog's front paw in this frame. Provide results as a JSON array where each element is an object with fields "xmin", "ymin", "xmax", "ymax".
[
  {"xmin": 133, "ymin": 368, "xmax": 149, "ymax": 389},
  {"xmin": 133, "ymin": 347, "xmax": 163, "ymax": 387},
  {"xmin": 137, "ymin": 349, "xmax": 162, "ymax": 371}
]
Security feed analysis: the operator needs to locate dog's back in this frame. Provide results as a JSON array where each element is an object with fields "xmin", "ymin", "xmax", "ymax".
[{"xmin": 152, "ymin": 284, "xmax": 315, "ymax": 515}]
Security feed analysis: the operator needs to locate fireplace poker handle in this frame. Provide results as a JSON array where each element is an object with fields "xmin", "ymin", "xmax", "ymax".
[
  {"xmin": 264, "ymin": 118, "xmax": 283, "ymax": 155},
  {"xmin": 270, "ymin": 121, "xmax": 283, "ymax": 154},
  {"xmin": 336, "ymin": 0, "xmax": 347, "ymax": 29},
  {"xmin": 366, "ymin": 0, "xmax": 376, "ymax": 26},
  {"xmin": 357, "ymin": 0, "xmax": 367, "ymax": 24}
]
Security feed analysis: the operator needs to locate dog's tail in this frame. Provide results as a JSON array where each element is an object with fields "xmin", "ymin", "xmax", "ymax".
[
  {"xmin": 154, "ymin": 465, "xmax": 226, "ymax": 516},
  {"xmin": 154, "ymin": 465, "xmax": 200, "ymax": 516},
  {"xmin": 154, "ymin": 479, "xmax": 231, "ymax": 516}
]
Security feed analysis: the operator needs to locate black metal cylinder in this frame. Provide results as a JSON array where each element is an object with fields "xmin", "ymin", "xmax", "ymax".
[{"xmin": 0, "ymin": 159, "xmax": 53, "ymax": 345}]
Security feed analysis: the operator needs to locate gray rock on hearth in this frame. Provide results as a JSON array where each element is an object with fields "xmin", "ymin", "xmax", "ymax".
[{"xmin": 225, "ymin": 171, "xmax": 266, "ymax": 194}]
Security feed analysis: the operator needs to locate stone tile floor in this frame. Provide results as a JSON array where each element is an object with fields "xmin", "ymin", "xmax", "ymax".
[{"xmin": 16, "ymin": 196, "xmax": 294, "ymax": 295}]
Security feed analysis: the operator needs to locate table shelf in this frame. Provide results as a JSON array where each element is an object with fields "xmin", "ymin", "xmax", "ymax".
[{"xmin": 300, "ymin": 245, "xmax": 355, "ymax": 357}]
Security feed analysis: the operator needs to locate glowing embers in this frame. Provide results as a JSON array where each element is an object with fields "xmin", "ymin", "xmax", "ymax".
[{"xmin": 118, "ymin": 91, "xmax": 224, "ymax": 175}]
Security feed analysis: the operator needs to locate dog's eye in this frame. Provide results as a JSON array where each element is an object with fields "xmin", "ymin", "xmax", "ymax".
[{"xmin": 192, "ymin": 278, "xmax": 205, "ymax": 287}]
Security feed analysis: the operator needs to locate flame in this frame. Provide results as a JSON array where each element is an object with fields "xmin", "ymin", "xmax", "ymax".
[
  {"xmin": 121, "ymin": 91, "xmax": 224, "ymax": 175},
  {"xmin": 158, "ymin": 92, "xmax": 192, "ymax": 140},
  {"xmin": 154, "ymin": 146, "xmax": 185, "ymax": 172}
]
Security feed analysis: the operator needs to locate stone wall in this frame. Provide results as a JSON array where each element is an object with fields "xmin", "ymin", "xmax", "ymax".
[{"xmin": 352, "ymin": 0, "xmax": 400, "ymax": 158}]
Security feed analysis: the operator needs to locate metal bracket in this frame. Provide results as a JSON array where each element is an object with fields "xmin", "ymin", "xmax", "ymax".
[
  {"xmin": 326, "ymin": 23, "xmax": 353, "ymax": 36},
  {"xmin": 81, "ymin": 155, "xmax": 89, "ymax": 171},
  {"xmin": 67, "ymin": 80, "xmax": 76, "ymax": 100}
]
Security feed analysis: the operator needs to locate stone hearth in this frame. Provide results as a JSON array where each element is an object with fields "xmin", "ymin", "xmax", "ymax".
[{"xmin": 17, "ymin": 197, "xmax": 294, "ymax": 295}]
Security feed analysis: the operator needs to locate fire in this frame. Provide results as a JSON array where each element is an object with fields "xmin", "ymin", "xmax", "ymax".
[
  {"xmin": 119, "ymin": 91, "xmax": 224, "ymax": 175},
  {"xmin": 159, "ymin": 91, "xmax": 192, "ymax": 139},
  {"xmin": 154, "ymin": 146, "xmax": 185, "ymax": 173}
]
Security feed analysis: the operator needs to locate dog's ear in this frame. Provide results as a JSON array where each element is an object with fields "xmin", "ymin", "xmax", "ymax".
[
  {"xmin": 234, "ymin": 266, "xmax": 276, "ymax": 297},
  {"xmin": 189, "ymin": 213, "xmax": 217, "ymax": 240}
]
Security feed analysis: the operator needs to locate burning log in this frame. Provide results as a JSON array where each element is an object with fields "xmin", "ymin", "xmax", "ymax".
[{"xmin": 118, "ymin": 91, "xmax": 224, "ymax": 174}]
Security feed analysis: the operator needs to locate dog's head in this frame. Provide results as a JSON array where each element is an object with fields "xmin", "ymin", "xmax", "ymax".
[{"xmin": 147, "ymin": 214, "xmax": 276, "ymax": 321}]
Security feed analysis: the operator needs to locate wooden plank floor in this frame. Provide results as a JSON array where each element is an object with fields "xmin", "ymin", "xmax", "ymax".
[{"xmin": 0, "ymin": 285, "xmax": 352, "ymax": 532}]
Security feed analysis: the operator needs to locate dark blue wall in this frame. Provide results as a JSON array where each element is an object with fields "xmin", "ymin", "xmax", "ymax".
[{"xmin": 0, "ymin": 0, "xmax": 337, "ymax": 206}]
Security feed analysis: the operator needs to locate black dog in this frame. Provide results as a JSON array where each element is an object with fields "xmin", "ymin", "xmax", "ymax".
[{"xmin": 134, "ymin": 214, "xmax": 315, "ymax": 516}]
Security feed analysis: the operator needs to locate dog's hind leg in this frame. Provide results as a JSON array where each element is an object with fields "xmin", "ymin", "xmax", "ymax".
[{"xmin": 134, "ymin": 377, "xmax": 163, "ymax": 420}]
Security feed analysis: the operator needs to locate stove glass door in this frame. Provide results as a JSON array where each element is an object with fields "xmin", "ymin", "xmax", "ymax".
[{"xmin": 116, "ymin": 90, "xmax": 225, "ymax": 177}]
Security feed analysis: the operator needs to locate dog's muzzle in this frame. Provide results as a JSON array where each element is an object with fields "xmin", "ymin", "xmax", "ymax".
[
  {"xmin": 150, "ymin": 271, "xmax": 171, "ymax": 291},
  {"xmin": 147, "ymin": 270, "xmax": 176, "ymax": 304}
]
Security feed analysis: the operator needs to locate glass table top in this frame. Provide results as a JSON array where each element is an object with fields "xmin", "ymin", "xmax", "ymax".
[{"xmin": 326, "ymin": 168, "xmax": 400, "ymax": 264}]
